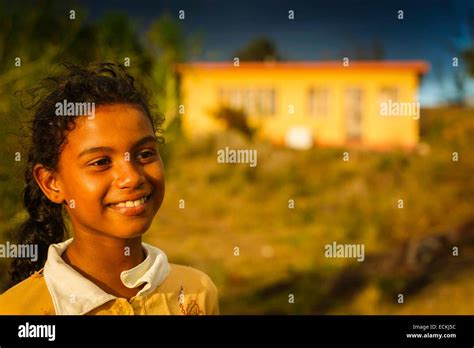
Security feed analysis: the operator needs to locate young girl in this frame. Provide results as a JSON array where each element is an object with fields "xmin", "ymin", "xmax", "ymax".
[{"xmin": 0, "ymin": 63, "xmax": 219, "ymax": 315}]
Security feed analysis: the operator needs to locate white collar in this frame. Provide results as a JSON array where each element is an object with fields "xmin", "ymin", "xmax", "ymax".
[{"xmin": 43, "ymin": 238, "xmax": 170, "ymax": 315}]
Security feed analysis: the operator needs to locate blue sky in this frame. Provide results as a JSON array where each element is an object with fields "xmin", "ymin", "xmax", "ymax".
[{"xmin": 82, "ymin": 0, "xmax": 474, "ymax": 106}]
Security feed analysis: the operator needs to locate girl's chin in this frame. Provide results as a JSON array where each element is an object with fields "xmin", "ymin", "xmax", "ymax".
[
  {"xmin": 105, "ymin": 217, "xmax": 154, "ymax": 238},
  {"xmin": 108, "ymin": 227, "xmax": 149, "ymax": 239}
]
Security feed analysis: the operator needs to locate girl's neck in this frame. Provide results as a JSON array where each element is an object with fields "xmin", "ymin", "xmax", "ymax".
[{"xmin": 62, "ymin": 233, "xmax": 146, "ymax": 299}]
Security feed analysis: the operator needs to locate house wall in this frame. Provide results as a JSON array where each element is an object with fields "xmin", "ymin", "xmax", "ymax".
[{"xmin": 179, "ymin": 66, "xmax": 421, "ymax": 148}]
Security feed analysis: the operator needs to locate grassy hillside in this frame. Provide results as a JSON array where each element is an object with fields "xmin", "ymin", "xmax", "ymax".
[
  {"xmin": 145, "ymin": 106, "xmax": 473, "ymax": 314},
  {"xmin": 1, "ymin": 106, "xmax": 473, "ymax": 314}
]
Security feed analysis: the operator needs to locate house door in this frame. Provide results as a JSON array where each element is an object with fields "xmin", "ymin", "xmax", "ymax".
[{"xmin": 345, "ymin": 88, "xmax": 363, "ymax": 141}]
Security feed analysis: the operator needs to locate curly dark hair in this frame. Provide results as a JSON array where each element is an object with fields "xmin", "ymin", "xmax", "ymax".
[{"xmin": 10, "ymin": 62, "xmax": 163, "ymax": 283}]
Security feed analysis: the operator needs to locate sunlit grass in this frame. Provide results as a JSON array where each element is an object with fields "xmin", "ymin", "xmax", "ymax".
[
  {"xmin": 143, "ymin": 107, "xmax": 473, "ymax": 314},
  {"xmin": 1, "ymin": 107, "xmax": 472, "ymax": 314}
]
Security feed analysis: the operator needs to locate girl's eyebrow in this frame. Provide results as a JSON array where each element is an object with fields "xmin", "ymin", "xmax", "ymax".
[
  {"xmin": 132, "ymin": 135, "xmax": 158, "ymax": 150},
  {"xmin": 77, "ymin": 146, "xmax": 114, "ymax": 159},
  {"xmin": 77, "ymin": 135, "xmax": 157, "ymax": 159}
]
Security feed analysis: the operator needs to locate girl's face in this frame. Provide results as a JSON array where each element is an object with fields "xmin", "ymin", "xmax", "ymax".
[{"xmin": 55, "ymin": 104, "xmax": 165, "ymax": 239}]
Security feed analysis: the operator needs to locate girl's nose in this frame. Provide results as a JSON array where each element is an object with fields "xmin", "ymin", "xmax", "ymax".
[{"xmin": 114, "ymin": 161, "xmax": 145, "ymax": 189}]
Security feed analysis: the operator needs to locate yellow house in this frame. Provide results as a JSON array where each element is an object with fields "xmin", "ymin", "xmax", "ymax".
[{"xmin": 177, "ymin": 61, "xmax": 429, "ymax": 149}]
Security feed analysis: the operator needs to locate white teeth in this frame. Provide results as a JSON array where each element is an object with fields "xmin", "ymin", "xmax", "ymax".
[{"xmin": 112, "ymin": 196, "xmax": 148, "ymax": 208}]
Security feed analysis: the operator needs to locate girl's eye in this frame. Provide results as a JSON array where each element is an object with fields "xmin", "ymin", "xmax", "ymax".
[
  {"xmin": 89, "ymin": 158, "xmax": 111, "ymax": 167},
  {"xmin": 137, "ymin": 150, "xmax": 156, "ymax": 161}
]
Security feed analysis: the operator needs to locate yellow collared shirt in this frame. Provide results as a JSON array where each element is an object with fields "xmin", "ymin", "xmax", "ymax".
[{"xmin": 0, "ymin": 239, "xmax": 219, "ymax": 315}]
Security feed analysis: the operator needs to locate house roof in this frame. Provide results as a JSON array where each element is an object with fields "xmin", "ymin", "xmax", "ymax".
[{"xmin": 176, "ymin": 61, "xmax": 430, "ymax": 74}]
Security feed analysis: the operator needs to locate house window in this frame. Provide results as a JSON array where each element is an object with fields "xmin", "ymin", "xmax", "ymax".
[
  {"xmin": 345, "ymin": 88, "xmax": 363, "ymax": 141},
  {"xmin": 218, "ymin": 88, "xmax": 275, "ymax": 116},
  {"xmin": 309, "ymin": 87, "xmax": 330, "ymax": 117},
  {"xmin": 229, "ymin": 89, "xmax": 242, "ymax": 109},
  {"xmin": 258, "ymin": 89, "xmax": 275, "ymax": 116}
]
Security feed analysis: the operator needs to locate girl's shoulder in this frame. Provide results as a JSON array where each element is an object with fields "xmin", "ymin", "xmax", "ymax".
[
  {"xmin": 167, "ymin": 263, "xmax": 216, "ymax": 285},
  {"xmin": 157, "ymin": 263, "xmax": 219, "ymax": 314},
  {"xmin": 0, "ymin": 270, "xmax": 55, "ymax": 315},
  {"xmin": 163, "ymin": 263, "xmax": 218, "ymax": 295}
]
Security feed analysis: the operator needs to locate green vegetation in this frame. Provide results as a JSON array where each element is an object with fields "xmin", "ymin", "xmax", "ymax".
[
  {"xmin": 0, "ymin": 0, "xmax": 188, "ymax": 289},
  {"xmin": 212, "ymin": 106, "xmax": 255, "ymax": 139},
  {"xmin": 0, "ymin": 0, "xmax": 472, "ymax": 314},
  {"xmin": 144, "ymin": 106, "xmax": 473, "ymax": 314}
]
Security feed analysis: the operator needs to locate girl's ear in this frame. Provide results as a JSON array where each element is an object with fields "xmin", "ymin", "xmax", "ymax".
[{"xmin": 33, "ymin": 164, "xmax": 66, "ymax": 205}]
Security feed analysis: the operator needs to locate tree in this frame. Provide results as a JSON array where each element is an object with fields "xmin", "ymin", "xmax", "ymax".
[
  {"xmin": 462, "ymin": 11, "xmax": 474, "ymax": 77},
  {"xmin": 233, "ymin": 37, "xmax": 282, "ymax": 61},
  {"xmin": 353, "ymin": 39, "xmax": 385, "ymax": 60},
  {"xmin": 147, "ymin": 14, "xmax": 197, "ymax": 135},
  {"xmin": 446, "ymin": 8, "xmax": 474, "ymax": 104},
  {"xmin": 464, "ymin": 47, "xmax": 474, "ymax": 76},
  {"xmin": 212, "ymin": 106, "xmax": 254, "ymax": 139}
]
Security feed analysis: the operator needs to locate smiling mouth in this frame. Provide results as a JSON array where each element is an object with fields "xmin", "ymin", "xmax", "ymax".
[{"xmin": 107, "ymin": 193, "xmax": 153, "ymax": 216}]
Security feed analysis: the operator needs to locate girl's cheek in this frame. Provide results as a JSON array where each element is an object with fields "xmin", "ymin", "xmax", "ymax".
[
  {"xmin": 148, "ymin": 162, "xmax": 165, "ymax": 183},
  {"xmin": 67, "ymin": 173, "xmax": 109, "ymax": 206},
  {"xmin": 78, "ymin": 176, "xmax": 107, "ymax": 196}
]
